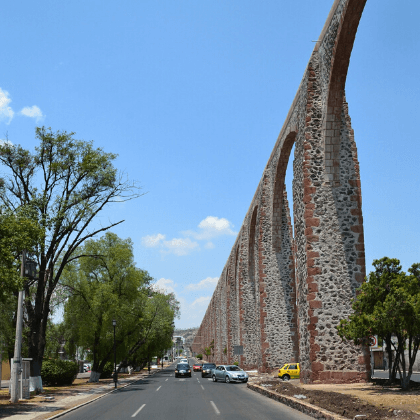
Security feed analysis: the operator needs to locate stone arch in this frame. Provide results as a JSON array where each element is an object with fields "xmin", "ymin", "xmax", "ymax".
[
  {"xmin": 233, "ymin": 244, "xmax": 241, "ymax": 358},
  {"xmin": 267, "ymin": 131, "xmax": 299, "ymax": 364},
  {"xmin": 321, "ymin": 0, "xmax": 367, "ymax": 185},
  {"xmin": 272, "ymin": 132, "xmax": 296, "ymax": 252},
  {"xmin": 248, "ymin": 206, "xmax": 258, "ymax": 299}
]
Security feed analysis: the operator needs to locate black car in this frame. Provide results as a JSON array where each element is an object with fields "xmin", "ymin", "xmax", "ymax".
[
  {"xmin": 175, "ymin": 363, "xmax": 191, "ymax": 378},
  {"xmin": 201, "ymin": 363, "xmax": 216, "ymax": 378}
]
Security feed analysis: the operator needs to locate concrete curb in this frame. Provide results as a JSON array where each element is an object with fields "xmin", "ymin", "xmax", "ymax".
[
  {"xmin": 46, "ymin": 370, "xmax": 161, "ymax": 420},
  {"xmin": 247, "ymin": 383, "xmax": 348, "ymax": 420}
]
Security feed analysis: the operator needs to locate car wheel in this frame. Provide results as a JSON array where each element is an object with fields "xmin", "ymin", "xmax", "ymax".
[
  {"xmin": 225, "ymin": 376, "xmax": 230, "ymax": 383},
  {"xmin": 282, "ymin": 374, "xmax": 290, "ymax": 381},
  {"xmin": 212, "ymin": 375, "xmax": 217, "ymax": 382},
  {"xmin": 243, "ymin": 378, "xmax": 248, "ymax": 383}
]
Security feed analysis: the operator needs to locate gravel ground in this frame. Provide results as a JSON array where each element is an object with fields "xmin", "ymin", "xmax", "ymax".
[{"xmin": 249, "ymin": 373, "xmax": 420, "ymax": 420}]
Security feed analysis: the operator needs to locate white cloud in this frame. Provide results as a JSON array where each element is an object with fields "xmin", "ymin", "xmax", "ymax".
[
  {"xmin": 142, "ymin": 216, "xmax": 234, "ymax": 257},
  {"xmin": 175, "ymin": 295, "xmax": 212, "ymax": 329},
  {"xmin": 162, "ymin": 237, "xmax": 199, "ymax": 256},
  {"xmin": 141, "ymin": 233, "xmax": 165, "ymax": 247},
  {"xmin": 153, "ymin": 278, "xmax": 176, "ymax": 294},
  {"xmin": 0, "ymin": 139, "xmax": 13, "ymax": 146},
  {"xmin": 191, "ymin": 296, "xmax": 211, "ymax": 307},
  {"xmin": 183, "ymin": 216, "xmax": 237, "ymax": 240},
  {"xmin": 0, "ymin": 88, "xmax": 14, "ymax": 124},
  {"xmin": 186, "ymin": 277, "xmax": 219, "ymax": 291},
  {"xmin": 20, "ymin": 105, "xmax": 44, "ymax": 122}
]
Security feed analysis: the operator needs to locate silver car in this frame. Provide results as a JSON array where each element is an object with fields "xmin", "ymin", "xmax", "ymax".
[{"xmin": 212, "ymin": 365, "xmax": 248, "ymax": 383}]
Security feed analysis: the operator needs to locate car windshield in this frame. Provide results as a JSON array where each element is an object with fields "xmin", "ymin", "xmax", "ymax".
[
  {"xmin": 226, "ymin": 366, "xmax": 242, "ymax": 371},
  {"xmin": 194, "ymin": 363, "xmax": 202, "ymax": 366},
  {"xmin": 203, "ymin": 364, "xmax": 216, "ymax": 368},
  {"xmin": 177, "ymin": 364, "xmax": 189, "ymax": 369}
]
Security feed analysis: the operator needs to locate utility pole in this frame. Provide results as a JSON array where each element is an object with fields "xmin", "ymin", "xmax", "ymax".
[{"xmin": 10, "ymin": 250, "xmax": 26, "ymax": 403}]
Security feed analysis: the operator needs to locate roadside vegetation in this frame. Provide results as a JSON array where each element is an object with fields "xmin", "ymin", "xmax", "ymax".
[{"xmin": 338, "ymin": 257, "xmax": 420, "ymax": 390}]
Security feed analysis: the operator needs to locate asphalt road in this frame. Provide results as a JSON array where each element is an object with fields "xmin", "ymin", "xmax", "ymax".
[{"xmin": 58, "ymin": 358, "xmax": 313, "ymax": 420}]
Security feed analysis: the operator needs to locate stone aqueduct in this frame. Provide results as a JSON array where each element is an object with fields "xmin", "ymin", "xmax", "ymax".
[{"xmin": 191, "ymin": 0, "xmax": 371, "ymax": 384}]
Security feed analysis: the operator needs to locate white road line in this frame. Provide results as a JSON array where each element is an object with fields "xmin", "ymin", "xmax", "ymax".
[
  {"xmin": 165, "ymin": 378, "xmax": 168, "ymax": 381},
  {"xmin": 210, "ymin": 401, "xmax": 220, "ymax": 415},
  {"xmin": 132, "ymin": 404, "xmax": 146, "ymax": 417},
  {"xmin": 201, "ymin": 385, "xmax": 205, "ymax": 390},
  {"xmin": 156, "ymin": 386, "xmax": 161, "ymax": 391}
]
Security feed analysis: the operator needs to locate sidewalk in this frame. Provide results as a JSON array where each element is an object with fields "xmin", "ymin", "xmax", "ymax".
[
  {"xmin": 0, "ymin": 368, "xmax": 167, "ymax": 420},
  {"xmin": 1, "ymin": 373, "xmax": 91, "ymax": 389}
]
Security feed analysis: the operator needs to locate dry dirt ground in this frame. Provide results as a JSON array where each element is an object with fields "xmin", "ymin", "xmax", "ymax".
[{"xmin": 252, "ymin": 374, "xmax": 420, "ymax": 420}]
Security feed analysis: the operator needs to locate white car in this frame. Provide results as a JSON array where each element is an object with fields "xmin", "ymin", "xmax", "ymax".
[
  {"xmin": 212, "ymin": 365, "xmax": 249, "ymax": 383},
  {"xmin": 180, "ymin": 358, "xmax": 188, "ymax": 364}
]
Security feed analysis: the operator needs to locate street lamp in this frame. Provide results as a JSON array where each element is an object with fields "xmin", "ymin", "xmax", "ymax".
[{"xmin": 112, "ymin": 319, "xmax": 117, "ymax": 389}]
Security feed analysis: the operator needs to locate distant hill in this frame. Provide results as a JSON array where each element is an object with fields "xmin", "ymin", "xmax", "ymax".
[{"xmin": 174, "ymin": 327, "xmax": 198, "ymax": 351}]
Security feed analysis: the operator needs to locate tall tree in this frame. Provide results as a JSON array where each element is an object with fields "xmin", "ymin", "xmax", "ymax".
[
  {"xmin": 117, "ymin": 290, "xmax": 179, "ymax": 371},
  {"xmin": 61, "ymin": 232, "xmax": 153, "ymax": 381},
  {"xmin": 337, "ymin": 257, "xmax": 420, "ymax": 390},
  {"xmin": 0, "ymin": 128, "xmax": 141, "ymax": 389}
]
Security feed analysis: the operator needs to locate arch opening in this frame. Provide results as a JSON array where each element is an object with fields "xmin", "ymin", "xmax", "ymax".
[{"xmin": 248, "ymin": 206, "xmax": 258, "ymax": 299}]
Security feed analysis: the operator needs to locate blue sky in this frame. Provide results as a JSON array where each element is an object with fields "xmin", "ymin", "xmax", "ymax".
[{"xmin": 1, "ymin": 0, "xmax": 419, "ymax": 329}]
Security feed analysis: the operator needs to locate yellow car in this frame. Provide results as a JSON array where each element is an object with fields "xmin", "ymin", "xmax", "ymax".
[{"xmin": 278, "ymin": 363, "xmax": 300, "ymax": 381}]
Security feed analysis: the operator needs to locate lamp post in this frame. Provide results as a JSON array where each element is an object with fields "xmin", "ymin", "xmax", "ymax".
[{"xmin": 112, "ymin": 319, "xmax": 117, "ymax": 388}]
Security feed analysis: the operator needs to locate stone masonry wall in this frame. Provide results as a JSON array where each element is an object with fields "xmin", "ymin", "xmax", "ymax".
[{"xmin": 192, "ymin": 0, "xmax": 370, "ymax": 383}]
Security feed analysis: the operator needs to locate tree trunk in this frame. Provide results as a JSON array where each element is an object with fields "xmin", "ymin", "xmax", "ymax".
[
  {"xmin": 385, "ymin": 338, "xmax": 393, "ymax": 381},
  {"xmin": 26, "ymin": 264, "xmax": 50, "ymax": 393},
  {"xmin": 89, "ymin": 371, "xmax": 101, "ymax": 382}
]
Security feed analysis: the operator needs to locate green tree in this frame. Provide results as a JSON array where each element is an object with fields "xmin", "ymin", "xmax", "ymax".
[
  {"xmin": 118, "ymin": 290, "xmax": 178, "ymax": 371},
  {"xmin": 0, "ymin": 128, "xmax": 141, "ymax": 388},
  {"xmin": 337, "ymin": 257, "xmax": 420, "ymax": 390},
  {"xmin": 61, "ymin": 232, "xmax": 151, "ymax": 381},
  {"xmin": 44, "ymin": 321, "xmax": 66, "ymax": 359},
  {"xmin": 0, "ymin": 206, "xmax": 42, "ymax": 302}
]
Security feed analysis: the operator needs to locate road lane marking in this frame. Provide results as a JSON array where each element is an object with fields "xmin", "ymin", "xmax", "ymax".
[
  {"xmin": 201, "ymin": 385, "xmax": 205, "ymax": 390},
  {"xmin": 210, "ymin": 401, "xmax": 220, "ymax": 415},
  {"xmin": 165, "ymin": 379, "xmax": 168, "ymax": 381},
  {"xmin": 156, "ymin": 386, "xmax": 161, "ymax": 391},
  {"xmin": 132, "ymin": 404, "xmax": 146, "ymax": 417}
]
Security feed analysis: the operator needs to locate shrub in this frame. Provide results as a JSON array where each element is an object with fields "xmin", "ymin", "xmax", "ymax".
[
  {"xmin": 233, "ymin": 361, "xmax": 239, "ymax": 366},
  {"xmin": 196, "ymin": 354, "xmax": 203, "ymax": 360},
  {"xmin": 41, "ymin": 359, "xmax": 78, "ymax": 386},
  {"xmin": 101, "ymin": 361, "xmax": 114, "ymax": 379}
]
